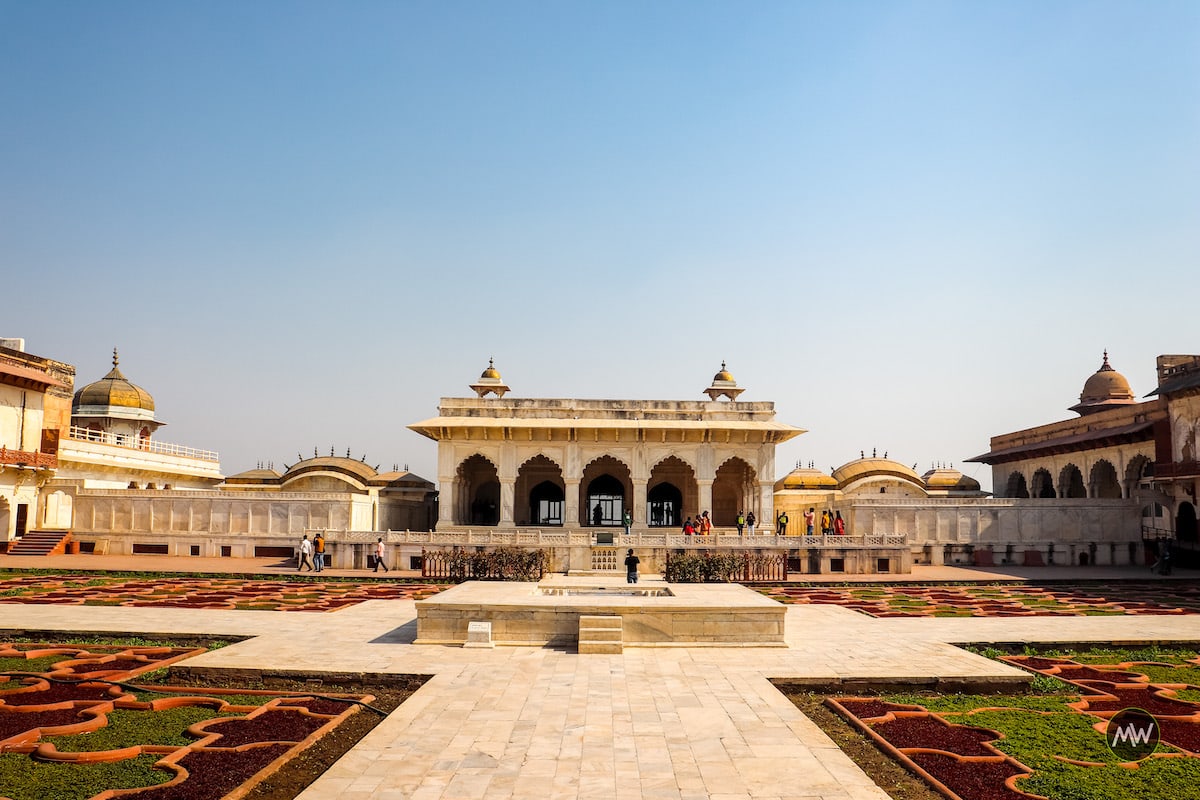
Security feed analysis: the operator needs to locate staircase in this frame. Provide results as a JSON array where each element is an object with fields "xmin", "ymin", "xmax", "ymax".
[
  {"xmin": 7, "ymin": 531, "xmax": 72, "ymax": 556},
  {"xmin": 578, "ymin": 615, "xmax": 623, "ymax": 655}
]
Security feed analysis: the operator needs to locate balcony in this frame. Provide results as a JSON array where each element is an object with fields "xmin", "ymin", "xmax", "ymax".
[
  {"xmin": 66, "ymin": 426, "xmax": 219, "ymax": 463},
  {"xmin": 0, "ymin": 446, "xmax": 57, "ymax": 470}
]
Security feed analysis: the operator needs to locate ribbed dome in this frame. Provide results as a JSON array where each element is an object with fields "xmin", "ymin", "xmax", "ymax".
[
  {"xmin": 1070, "ymin": 351, "xmax": 1135, "ymax": 415},
  {"xmin": 73, "ymin": 349, "xmax": 155, "ymax": 412}
]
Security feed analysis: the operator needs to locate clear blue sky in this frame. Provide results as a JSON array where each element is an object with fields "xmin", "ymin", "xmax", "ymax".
[{"xmin": 3, "ymin": 2, "xmax": 1198, "ymax": 489}]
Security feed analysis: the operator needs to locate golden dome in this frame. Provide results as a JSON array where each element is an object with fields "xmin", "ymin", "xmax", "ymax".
[
  {"xmin": 1070, "ymin": 351, "xmax": 1135, "ymax": 415},
  {"xmin": 471, "ymin": 357, "xmax": 510, "ymax": 398},
  {"xmin": 480, "ymin": 358, "xmax": 502, "ymax": 380},
  {"xmin": 921, "ymin": 466, "xmax": 982, "ymax": 492},
  {"xmin": 713, "ymin": 361, "xmax": 735, "ymax": 383},
  {"xmin": 73, "ymin": 349, "xmax": 155, "ymax": 412}
]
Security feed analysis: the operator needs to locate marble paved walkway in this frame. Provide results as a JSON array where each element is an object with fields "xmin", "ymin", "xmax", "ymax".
[{"xmin": 7, "ymin": 580, "xmax": 1200, "ymax": 800}]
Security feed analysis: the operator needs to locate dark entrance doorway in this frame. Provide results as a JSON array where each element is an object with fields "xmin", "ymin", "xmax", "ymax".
[
  {"xmin": 586, "ymin": 474, "xmax": 625, "ymax": 526},
  {"xmin": 529, "ymin": 481, "xmax": 564, "ymax": 526},
  {"xmin": 647, "ymin": 483, "xmax": 681, "ymax": 527}
]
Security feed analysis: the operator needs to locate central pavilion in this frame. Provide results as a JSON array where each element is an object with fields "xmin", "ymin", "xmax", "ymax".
[{"xmin": 408, "ymin": 361, "xmax": 803, "ymax": 532}]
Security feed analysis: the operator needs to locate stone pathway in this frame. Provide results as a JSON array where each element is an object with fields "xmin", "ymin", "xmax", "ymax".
[{"xmin": 8, "ymin": 577, "xmax": 1200, "ymax": 800}]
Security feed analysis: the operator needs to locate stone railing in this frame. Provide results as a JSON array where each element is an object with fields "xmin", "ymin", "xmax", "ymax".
[
  {"xmin": 66, "ymin": 426, "xmax": 219, "ymax": 462},
  {"xmin": 312, "ymin": 528, "xmax": 908, "ymax": 549}
]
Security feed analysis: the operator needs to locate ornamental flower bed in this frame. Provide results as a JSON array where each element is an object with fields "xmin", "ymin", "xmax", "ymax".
[
  {"xmin": 760, "ymin": 581, "xmax": 1200, "ymax": 617},
  {"xmin": 828, "ymin": 647, "xmax": 1200, "ymax": 800},
  {"xmin": 0, "ymin": 643, "xmax": 377, "ymax": 800},
  {"xmin": 0, "ymin": 575, "xmax": 447, "ymax": 612}
]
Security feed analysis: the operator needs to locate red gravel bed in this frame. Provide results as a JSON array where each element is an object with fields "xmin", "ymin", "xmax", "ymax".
[
  {"xmin": 1076, "ymin": 684, "xmax": 1200, "ymax": 717},
  {"xmin": 199, "ymin": 710, "xmax": 333, "ymax": 747},
  {"xmin": 908, "ymin": 752, "xmax": 1035, "ymax": 800},
  {"xmin": 0, "ymin": 707, "xmax": 88, "ymax": 740},
  {"xmin": 1159, "ymin": 718, "xmax": 1200, "ymax": 753},
  {"xmin": 2, "ymin": 681, "xmax": 119, "ymax": 705},
  {"xmin": 116, "ymin": 744, "xmax": 292, "ymax": 800},
  {"xmin": 871, "ymin": 715, "xmax": 1000, "ymax": 756},
  {"xmin": 832, "ymin": 699, "xmax": 906, "ymax": 719}
]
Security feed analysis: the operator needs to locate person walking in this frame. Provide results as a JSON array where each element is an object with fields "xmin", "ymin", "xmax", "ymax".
[
  {"xmin": 623, "ymin": 510, "xmax": 632, "ymax": 536},
  {"xmin": 736, "ymin": 511, "xmax": 745, "ymax": 536},
  {"xmin": 683, "ymin": 517, "xmax": 695, "ymax": 535},
  {"xmin": 777, "ymin": 511, "xmax": 788, "ymax": 536},
  {"xmin": 700, "ymin": 511, "xmax": 712, "ymax": 535},
  {"xmin": 834, "ymin": 511, "xmax": 846, "ymax": 536},
  {"xmin": 624, "ymin": 549, "xmax": 640, "ymax": 584},
  {"xmin": 313, "ymin": 532, "xmax": 325, "ymax": 572},
  {"xmin": 804, "ymin": 508, "xmax": 815, "ymax": 536},
  {"xmin": 746, "ymin": 511, "xmax": 756, "ymax": 536},
  {"xmin": 298, "ymin": 534, "xmax": 314, "ymax": 571},
  {"xmin": 820, "ymin": 510, "xmax": 832, "ymax": 536},
  {"xmin": 373, "ymin": 536, "xmax": 389, "ymax": 573}
]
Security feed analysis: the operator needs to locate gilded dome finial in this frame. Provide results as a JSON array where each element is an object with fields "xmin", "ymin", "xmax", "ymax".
[
  {"xmin": 112, "ymin": 348, "xmax": 119, "ymax": 368},
  {"xmin": 471, "ymin": 358, "xmax": 509, "ymax": 398}
]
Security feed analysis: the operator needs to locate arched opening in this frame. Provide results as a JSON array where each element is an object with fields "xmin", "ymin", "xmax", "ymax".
[
  {"xmin": 1089, "ymin": 460, "xmax": 1121, "ymax": 498},
  {"xmin": 456, "ymin": 454, "xmax": 499, "ymax": 526},
  {"xmin": 1031, "ymin": 469, "xmax": 1056, "ymax": 498},
  {"xmin": 514, "ymin": 455, "xmax": 564, "ymax": 526},
  {"xmin": 1125, "ymin": 455, "xmax": 1153, "ymax": 491},
  {"xmin": 1005, "ymin": 472, "xmax": 1029, "ymax": 499},
  {"xmin": 648, "ymin": 456, "xmax": 695, "ymax": 526},
  {"xmin": 713, "ymin": 457, "xmax": 757, "ymax": 527},
  {"xmin": 1178, "ymin": 502, "xmax": 1198, "ymax": 544},
  {"xmin": 1059, "ymin": 464, "xmax": 1086, "ymax": 498},
  {"xmin": 647, "ymin": 483, "xmax": 682, "ymax": 527},
  {"xmin": 529, "ymin": 481, "xmax": 564, "ymax": 526},
  {"xmin": 586, "ymin": 474, "xmax": 625, "ymax": 526},
  {"xmin": 580, "ymin": 456, "xmax": 631, "ymax": 527}
]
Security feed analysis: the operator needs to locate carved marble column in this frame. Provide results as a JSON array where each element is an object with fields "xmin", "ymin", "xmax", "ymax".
[
  {"xmin": 564, "ymin": 479, "xmax": 581, "ymax": 528},
  {"xmin": 696, "ymin": 479, "xmax": 714, "ymax": 518},
  {"xmin": 632, "ymin": 478, "xmax": 648, "ymax": 524}
]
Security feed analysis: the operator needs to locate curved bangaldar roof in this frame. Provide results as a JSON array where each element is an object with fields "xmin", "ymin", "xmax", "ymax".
[
  {"xmin": 774, "ymin": 464, "xmax": 838, "ymax": 491},
  {"xmin": 73, "ymin": 348, "xmax": 156, "ymax": 414},
  {"xmin": 1070, "ymin": 351, "xmax": 1136, "ymax": 416},
  {"xmin": 831, "ymin": 456, "xmax": 922, "ymax": 487}
]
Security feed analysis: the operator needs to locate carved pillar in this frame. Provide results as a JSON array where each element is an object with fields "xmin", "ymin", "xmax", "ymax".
[
  {"xmin": 438, "ymin": 477, "xmax": 456, "ymax": 526},
  {"xmin": 499, "ymin": 480, "xmax": 515, "ymax": 527},
  {"xmin": 564, "ymin": 479, "xmax": 581, "ymax": 528},
  {"xmin": 759, "ymin": 482, "xmax": 774, "ymax": 533},
  {"xmin": 632, "ymin": 478, "xmax": 648, "ymax": 524},
  {"xmin": 696, "ymin": 479, "xmax": 714, "ymax": 518}
]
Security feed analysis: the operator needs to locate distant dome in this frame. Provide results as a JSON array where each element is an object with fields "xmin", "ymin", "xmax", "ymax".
[
  {"xmin": 713, "ymin": 363, "xmax": 735, "ymax": 383},
  {"xmin": 1070, "ymin": 351, "xmax": 1135, "ymax": 415},
  {"xmin": 921, "ymin": 466, "xmax": 982, "ymax": 493},
  {"xmin": 704, "ymin": 361, "xmax": 744, "ymax": 401},
  {"xmin": 73, "ymin": 349, "xmax": 156, "ymax": 414},
  {"xmin": 774, "ymin": 465, "xmax": 837, "ymax": 491},
  {"xmin": 481, "ymin": 363, "xmax": 501, "ymax": 380}
]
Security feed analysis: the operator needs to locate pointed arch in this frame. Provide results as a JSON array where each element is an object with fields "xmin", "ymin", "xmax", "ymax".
[
  {"xmin": 1031, "ymin": 468, "xmax": 1055, "ymax": 498},
  {"xmin": 456, "ymin": 454, "xmax": 499, "ymax": 525},
  {"xmin": 1125, "ymin": 455, "xmax": 1152, "ymax": 490},
  {"xmin": 1005, "ymin": 471, "xmax": 1029, "ymax": 499},
  {"xmin": 580, "ymin": 455, "xmax": 631, "ymax": 527},
  {"xmin": 648, "ymin": 456, "xmax": 695, "ymax": 527},
  {"xmin": 1089, "ymin": 460, "xmax": 1121, "ymax": 499},
  {"xmin": 1059, "ymin": 464, "xmax": 1086, "ymax": 499},
  {"xmin": 515, "ymin": 454, "xmax": 564, "ymax": 526},
  {"xmin": 713, "ymin": 456, "xmax": 757, "ymax": 527}
]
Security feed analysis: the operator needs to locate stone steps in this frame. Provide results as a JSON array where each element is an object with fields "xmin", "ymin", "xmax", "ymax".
[
  {"xmin": 8, "ymin": 530, "xmax": 71, "ymax": 556},
  {"xmin": 578, "ymin": 614, "xmax": 623, "ymax": 655}
]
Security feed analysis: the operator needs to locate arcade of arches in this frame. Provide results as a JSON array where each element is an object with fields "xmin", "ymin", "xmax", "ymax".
[{"xmin": 451, "ymin": 451, "xmax": 761, "ymax": 528}]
